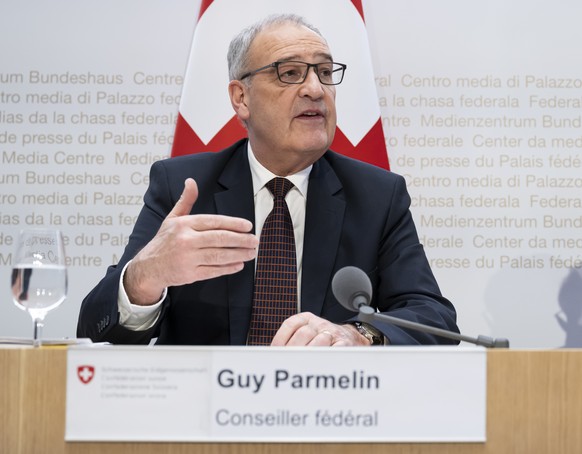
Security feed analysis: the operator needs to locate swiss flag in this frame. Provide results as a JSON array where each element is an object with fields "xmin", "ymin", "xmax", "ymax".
[{"xmin": 171, "ymin": 0, "xmax": 388, "ymax": 170}]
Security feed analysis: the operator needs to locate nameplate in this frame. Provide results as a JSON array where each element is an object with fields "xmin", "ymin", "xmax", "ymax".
[{"xmin": 65, "ymin": 346, "xmax": 486, "ymax": 442}]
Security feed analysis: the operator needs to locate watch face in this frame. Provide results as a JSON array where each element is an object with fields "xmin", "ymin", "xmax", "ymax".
[
  {"xmin": 355, "ymin": 322, "xmax": 382, "ymax": 345},
  {"xmin": 364, "ymin": 332, "xmax": 376, "ymax": 345}
]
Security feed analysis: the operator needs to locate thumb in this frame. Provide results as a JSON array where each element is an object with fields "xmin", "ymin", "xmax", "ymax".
[{"xmin": 168, "ymin": 178, "xmax": 198, "ymax": 218}]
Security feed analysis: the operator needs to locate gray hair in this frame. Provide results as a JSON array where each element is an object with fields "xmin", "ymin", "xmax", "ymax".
[{"xmin": 227, "ymin": 14, "xmax": 323, "ymax": 82}]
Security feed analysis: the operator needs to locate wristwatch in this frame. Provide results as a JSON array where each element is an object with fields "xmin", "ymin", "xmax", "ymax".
[{"xmin": 352, "ymin": 321, "xmax": 384, "ymax": 346}]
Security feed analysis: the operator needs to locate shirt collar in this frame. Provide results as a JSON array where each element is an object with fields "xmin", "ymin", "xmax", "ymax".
[{"xmin": 247, "ymin": 142, "xmax": 311, "ymax": 198}]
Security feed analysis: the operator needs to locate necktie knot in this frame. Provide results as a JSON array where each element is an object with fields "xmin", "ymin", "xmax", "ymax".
[{"xmin": 266, "ymin": 177, "xmax": 293, "ymax": 199}]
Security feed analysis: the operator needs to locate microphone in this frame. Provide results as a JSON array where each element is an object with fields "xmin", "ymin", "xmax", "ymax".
[{"xmin": 332, "ymin": 266, "xmax": 510, "ymax": 348}]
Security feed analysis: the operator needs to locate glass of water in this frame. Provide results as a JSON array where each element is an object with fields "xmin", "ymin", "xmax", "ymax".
[{"xmin": 10, "ymin": 228, "xmax": 68, "ymax": 347}]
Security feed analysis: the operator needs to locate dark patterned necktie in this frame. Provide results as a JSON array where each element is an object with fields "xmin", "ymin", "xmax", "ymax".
[{"xmin": 247, "ymin": 177, "xmax": 298, "ymax": 345}]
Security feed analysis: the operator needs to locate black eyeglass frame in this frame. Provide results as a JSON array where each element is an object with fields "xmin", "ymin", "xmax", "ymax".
[{"xmin": 238, "ymin": 60, "xmax": 347, "ymax": 85}]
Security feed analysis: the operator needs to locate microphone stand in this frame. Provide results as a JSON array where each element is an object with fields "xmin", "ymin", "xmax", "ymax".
[{"xmin": 358, "ymin": 305, "xmax": 510, "ymax": 348}]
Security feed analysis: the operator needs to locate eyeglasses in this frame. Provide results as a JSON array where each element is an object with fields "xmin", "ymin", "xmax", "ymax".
[{"xmin": 239, "ymin": 61, "xmax": 347, "ymax": 85}]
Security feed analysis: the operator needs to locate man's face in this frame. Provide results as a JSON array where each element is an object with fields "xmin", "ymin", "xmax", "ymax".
[{"xmin": 233, "ymin": 23, "xmax": 338, "ymax": 174}]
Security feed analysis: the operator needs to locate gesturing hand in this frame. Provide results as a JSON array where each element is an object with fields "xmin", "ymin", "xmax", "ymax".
[{"xmin": 125, "ymin": 178, "xmax": 259, "ymax": 306}]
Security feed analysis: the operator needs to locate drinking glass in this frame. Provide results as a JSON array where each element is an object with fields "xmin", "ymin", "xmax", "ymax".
[{"xmin": 10, "ymin": 228, "xmax": 68, "ymax": 347}]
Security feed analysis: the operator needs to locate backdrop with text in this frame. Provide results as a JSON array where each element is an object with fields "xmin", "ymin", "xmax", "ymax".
[{"xmin": 1, "ymin": 0, "xmax": 580, "ymax": 347}]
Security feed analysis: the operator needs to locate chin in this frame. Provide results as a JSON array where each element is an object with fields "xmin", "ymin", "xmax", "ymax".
[{"xmin": 298, "ymin": 135, "xmax": 333, "ymax": 154}]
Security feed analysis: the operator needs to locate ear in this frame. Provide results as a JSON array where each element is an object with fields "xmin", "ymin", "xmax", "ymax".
[{"xmin": 228, "ymin": 80, "xmax": 250, "ymax": 122}]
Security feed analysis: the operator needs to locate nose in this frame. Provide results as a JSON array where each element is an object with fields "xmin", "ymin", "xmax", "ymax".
[{"xmin": 299, "ymin": 67, "xmax": 325, "ymax": 99}]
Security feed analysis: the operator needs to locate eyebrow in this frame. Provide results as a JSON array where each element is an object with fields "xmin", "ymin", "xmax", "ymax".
[{"xmin": 277, "ymin": 52, "xmax": 334, "ymax": 62}]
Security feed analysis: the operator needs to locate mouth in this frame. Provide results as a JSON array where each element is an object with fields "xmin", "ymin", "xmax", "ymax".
[{"xmin": 296, "ymin": 109, "xmax": 325, "ymax": 120}]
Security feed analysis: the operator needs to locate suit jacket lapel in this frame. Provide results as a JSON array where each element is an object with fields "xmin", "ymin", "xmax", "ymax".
[
  {"xmin": 214, "ymin": 143, "xmax": 255, "ymax": 344},
  {"xmin": 301, "ymin": 155, "xmax": 345, "ymax": 315}
]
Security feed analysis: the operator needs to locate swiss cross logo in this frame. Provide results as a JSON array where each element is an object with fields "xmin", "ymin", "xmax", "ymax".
[{"xmin": 77, "ymin": 365, "xmax": 95, "ymax": 384}]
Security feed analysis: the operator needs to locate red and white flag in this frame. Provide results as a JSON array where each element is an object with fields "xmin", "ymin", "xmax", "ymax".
[{"xmin": 171, "ymin": 0, "xmax": 389, "ymax": 169}]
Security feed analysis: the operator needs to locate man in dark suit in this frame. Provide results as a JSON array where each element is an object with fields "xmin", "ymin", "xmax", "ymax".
[{"xmin": 77, "ymin": 14, "xmax": 459, "ymax": 346}]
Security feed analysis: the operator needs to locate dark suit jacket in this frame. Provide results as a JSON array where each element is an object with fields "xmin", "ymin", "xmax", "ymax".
[{"xmin": 77, "ymin": 139, "xmax": 459, "ymax": 345}]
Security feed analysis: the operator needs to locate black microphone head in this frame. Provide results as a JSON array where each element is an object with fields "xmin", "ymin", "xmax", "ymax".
[{"xmin": 332, "ymin": 266, "xmax": 373, "ymax": 312}]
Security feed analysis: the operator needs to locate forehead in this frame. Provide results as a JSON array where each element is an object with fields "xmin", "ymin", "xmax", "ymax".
[{"xmin": 249, "ymin": 22, "xmax": 332, "ymax": 64}]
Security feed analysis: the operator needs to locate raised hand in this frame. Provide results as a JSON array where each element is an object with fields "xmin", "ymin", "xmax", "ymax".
[{"xmin": 124, "ymin": 178, "xmax": 259, "ymax": 306}]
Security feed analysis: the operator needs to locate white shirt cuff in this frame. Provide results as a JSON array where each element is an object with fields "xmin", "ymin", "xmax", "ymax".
[{"xmin": 118, "ymin": 260, "xmax": 166, "ymax": 331}]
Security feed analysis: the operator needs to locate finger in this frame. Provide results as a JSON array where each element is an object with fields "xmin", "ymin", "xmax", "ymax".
[
  {"xmin": 187, "ymin": 230, "xmax": 258, "ymax": 252},
  {"xmin": 190, "ymin": 262, "xmax": 247, "ymax": 281},
  {"xmin": 271, "ymin": 314, "xmax": 308, "ymax": 346},
  {"xmin": 195, "ymin": 246, "xmax": 258, "ymax": 267},
  {"xmin": 188, "ymin": 214, "xmax": 254, "ymax": 234},
  {"xmin": 306, "ymin": 330, "xmax": 334, "ymax": 347},
  {"xmin": 284, "ymin": 326, "xmax": 331, "ymax": 347},
  {"xmin": 168, "ymin": 178, "xmax": 199, "ymax": 218},
  {"xmin": 272, "ymin": 314, "xmax": 337, "ymax": 347}
]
